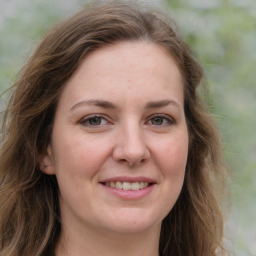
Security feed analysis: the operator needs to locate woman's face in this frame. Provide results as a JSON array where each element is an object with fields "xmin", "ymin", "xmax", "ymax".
[{"xmin": 41, "ymin": 41, "xmax": 189, "ymax": 236}]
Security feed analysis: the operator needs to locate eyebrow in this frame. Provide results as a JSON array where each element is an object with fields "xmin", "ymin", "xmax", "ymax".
[
  {"xmin": 145, "ymin": 99, "xmax": 181, "ymax": 110},
  {"xmin": 70, "ymin": 99, "xmax": 181, "ymax": 112},
  {"xmin": 70, "ymin": 99, "xmax": 116, "ymax": 112}
]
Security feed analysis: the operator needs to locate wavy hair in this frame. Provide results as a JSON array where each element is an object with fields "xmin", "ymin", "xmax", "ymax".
[{"xmin": 0, "ymin": 1, "xmax": 228, "ymax": 255}]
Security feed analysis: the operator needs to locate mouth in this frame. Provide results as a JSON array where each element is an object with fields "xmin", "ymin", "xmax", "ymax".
[
  {"xmin": 102, "ymin": 181, "xmax": 152, "ymax": 191},
  {"xmin": 99, "ymin": 177, "xmax": 156, "ymax": 199}
]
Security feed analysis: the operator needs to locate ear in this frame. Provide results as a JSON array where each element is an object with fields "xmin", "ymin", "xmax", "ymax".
[{"xmin": 39, "ymin": 145, "xmax": 56, "ymax": 175}]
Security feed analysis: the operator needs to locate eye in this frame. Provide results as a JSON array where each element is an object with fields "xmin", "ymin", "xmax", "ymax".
[
  {"xmin": 147, "ymin": 114, "xmax": 174, "ymax": 126},
  {"xmin": 79, "ymin": 115, "xmax": 110, "ymax": 127}
]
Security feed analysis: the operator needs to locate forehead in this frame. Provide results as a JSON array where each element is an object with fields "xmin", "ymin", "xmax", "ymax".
[
  {"xmin": 80, "ymin": 41, "xmax": 182, "ymax": 77},
  {"xmin": 58, "ymin": 41, "xmax": 184, "ymax": 109}
]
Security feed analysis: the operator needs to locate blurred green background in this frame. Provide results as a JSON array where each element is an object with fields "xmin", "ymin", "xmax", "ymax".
[{"xmin": 0, "ymin": 0, "xmax": 255, "ymax": 255}]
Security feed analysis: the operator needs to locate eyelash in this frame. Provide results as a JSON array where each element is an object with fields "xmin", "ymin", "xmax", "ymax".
[
  {"xmin": 79, "ymin": 114, "xmax": 111, "ymax": 127},
  {"xmin": 146, "ymin": 114, "xmax": 175, "ymax": 127},
  {"xmin": 79, "ymin": 114, "xmax": 174, "ymax": 128}
]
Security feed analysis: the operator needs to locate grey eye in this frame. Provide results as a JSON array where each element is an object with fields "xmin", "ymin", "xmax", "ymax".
[
  {"xmin": 80, "ymin": 115, "xmax": 109, "ymax": 127},
  {"xmin": 88, "ymin": 117, "xmax": 103, "ymax": 126},
  {"xmin": 151, "ymin": 117, "xmax": 164, "ymax": 125}
]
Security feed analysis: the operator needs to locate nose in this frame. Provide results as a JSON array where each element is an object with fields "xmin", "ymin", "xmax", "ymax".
[{"xmin": 112, "ymin": 124, "xmax": 150, "ymax": 167}]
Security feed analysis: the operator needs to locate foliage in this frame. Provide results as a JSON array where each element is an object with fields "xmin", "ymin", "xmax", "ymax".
[
  {"xmin": 0, "ymin": 0, "xmax": 255, "ymax": 254},
  {"xmin": 166, "ymin": 0, "xmax": 256, "ymax": 254}
]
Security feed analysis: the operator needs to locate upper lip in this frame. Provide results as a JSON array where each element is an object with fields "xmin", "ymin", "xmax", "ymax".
[{"xmin": 100, "ymin": 176, "xmax": 157, "ymax": 183}]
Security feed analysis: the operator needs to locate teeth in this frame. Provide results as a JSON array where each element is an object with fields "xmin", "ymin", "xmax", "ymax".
[
  {"xmin": 131, "ymin": 182, "xmax": 140, "ymax": 190},
  {"xmin": 105, "ymin": 181, "xmax": 150, "ymax": 190},
  {"xmin": 116, "ymin": 181, "xmax": 122, "ymax": 189},
  {"xmin": 123, "ymin": 182, "xmax": 131, "ymax": 190}
]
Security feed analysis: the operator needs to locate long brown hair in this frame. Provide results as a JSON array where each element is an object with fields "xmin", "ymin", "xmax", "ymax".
[{"xmin": 0, "ymin": 1, "xmax": 228, "ymax": 255}]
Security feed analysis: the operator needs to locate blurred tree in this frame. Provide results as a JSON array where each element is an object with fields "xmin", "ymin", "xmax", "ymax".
[
  {"xmin": 165, "ymin": 0, "xmax": 256, "ymax": 254},
  {"xmin": 0, "ymin": 0, "xmax": 255, "ymax": 254}
]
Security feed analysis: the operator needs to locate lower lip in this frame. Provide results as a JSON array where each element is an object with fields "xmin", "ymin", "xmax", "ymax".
[{"xmin": 100, "ymin": 183, "xmax": 156, "ymax": 200}]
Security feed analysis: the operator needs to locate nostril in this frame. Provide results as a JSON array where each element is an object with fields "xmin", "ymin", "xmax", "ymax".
[
  {"xmin": 112, "ymin": 142, "xmax": 150, "ymax": 167},
  {"xmin": 118, "ymin": 159, "xmax": 130, "ymax": 165}
]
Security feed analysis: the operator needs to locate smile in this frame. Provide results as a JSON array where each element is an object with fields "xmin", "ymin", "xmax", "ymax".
[{"xmin": 104, "ymin": 181, "xmax": 150, "ymax": 191}]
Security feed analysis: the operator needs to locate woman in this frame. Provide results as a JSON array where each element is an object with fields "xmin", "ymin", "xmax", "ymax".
[{"xmin": 0, "ymin": 1, "xmax": 228, "ymax": 255}]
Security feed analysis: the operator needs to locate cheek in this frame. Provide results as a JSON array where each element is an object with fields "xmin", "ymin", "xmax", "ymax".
[
  {"xmin": 156, "ymin": 134, "xmax": 189, "ymax": 177},
  {"xmin": 52, "ymin": 135, "xmax": 112, "ymax": 178}
]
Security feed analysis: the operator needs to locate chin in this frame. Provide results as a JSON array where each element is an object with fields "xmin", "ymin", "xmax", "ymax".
[{"xmin": 100, "ymin": 210, "xmax": 163, "ymax": 235}]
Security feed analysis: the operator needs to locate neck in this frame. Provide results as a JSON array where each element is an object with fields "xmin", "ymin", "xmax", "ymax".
[{"xmin": 55, "ymin": 222, "xmax": 161, "ymax": 256}]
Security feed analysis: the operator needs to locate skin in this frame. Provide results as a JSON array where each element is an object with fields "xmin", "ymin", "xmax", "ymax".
[{"xmin": 41, "ymin": 41, "xmax": 189, "ymax": 256}]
